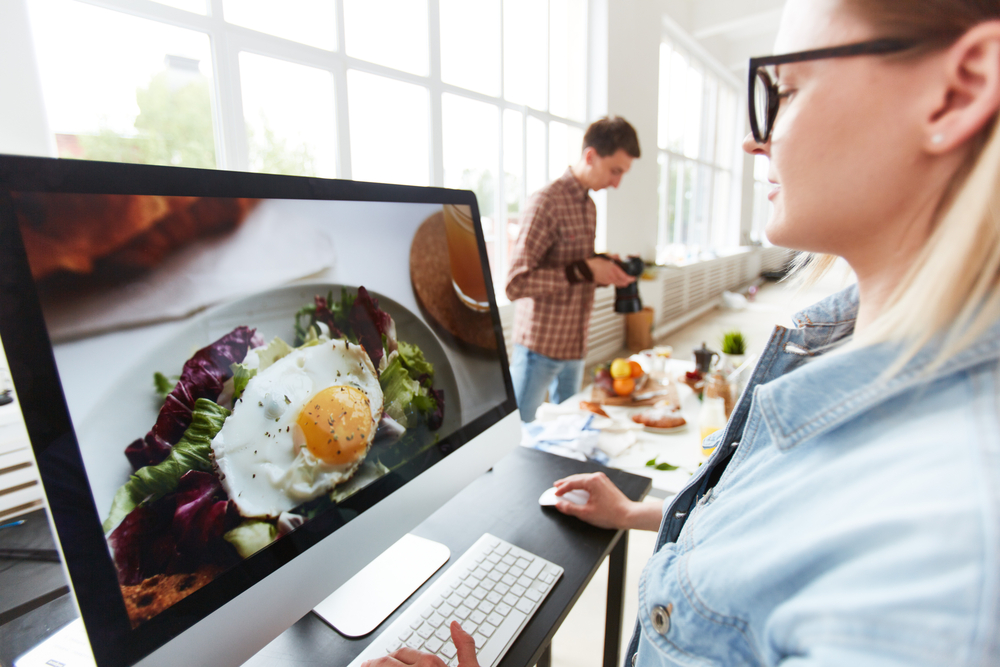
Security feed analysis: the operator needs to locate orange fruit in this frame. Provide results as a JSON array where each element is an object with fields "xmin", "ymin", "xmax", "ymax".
[
  {"xmin": 629, "ymin": 360, "xmax": 643, "ymax": 378},
  {"xmin": 612, "ymin": 377, "xmax": 635, "ymax": 396}
]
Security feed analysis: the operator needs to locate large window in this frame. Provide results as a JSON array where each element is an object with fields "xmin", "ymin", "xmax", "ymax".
[
  {"xmin": 25, "ymin": 0, "xmax": 590, "ymax": 300},
  {"xmin": 655, "ymin": 39, "xmax": 743, "ymax": 264}
]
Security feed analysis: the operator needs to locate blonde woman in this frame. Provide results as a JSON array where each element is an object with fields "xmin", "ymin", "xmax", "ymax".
[{"xmin": 367, "ymin": 1, "xmax": 1000, "ymax": 665}]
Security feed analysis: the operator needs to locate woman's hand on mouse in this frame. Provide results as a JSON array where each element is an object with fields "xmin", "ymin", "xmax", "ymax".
[
  {"xmin": 361, "ymin": 622, "xmax": 479, "ymax": 667},
  {"xmin": 552, "ymin": 473, "xmax": 663, "ymax": 531}
]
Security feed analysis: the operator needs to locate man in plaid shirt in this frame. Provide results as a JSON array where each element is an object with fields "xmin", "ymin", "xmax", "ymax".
[{"xmin": 506, "ymin": 116, "xmax": 640, "ymax": 422}]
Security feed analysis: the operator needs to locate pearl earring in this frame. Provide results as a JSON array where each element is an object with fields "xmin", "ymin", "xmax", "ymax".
[{"xmin": 931, "ymin": 134, "xmax": 945, "ymax": 145}]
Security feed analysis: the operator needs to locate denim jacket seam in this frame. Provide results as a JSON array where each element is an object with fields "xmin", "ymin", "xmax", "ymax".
[
  {"xmin": 676, "ymin": 533, "xmax": 764, "ymax": 663},
  {"xmin": 638, "ymin": 555, "xmax": 712, "ymax": 666}
]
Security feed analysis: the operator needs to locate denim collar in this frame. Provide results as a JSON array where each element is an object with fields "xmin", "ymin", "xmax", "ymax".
[{"xmin": 757, "ymin": 284, "xmax": 1000, "ymax": 451}]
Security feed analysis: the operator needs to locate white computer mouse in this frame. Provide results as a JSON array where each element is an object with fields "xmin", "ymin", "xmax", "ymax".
[{"xmin": 538, "ymin": 487, "xmax": 590, "ymax": 507}]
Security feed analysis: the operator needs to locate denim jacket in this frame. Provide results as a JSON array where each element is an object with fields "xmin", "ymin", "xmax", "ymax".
[{"xmin": 625, "ymin": 286, "xmax": 1000, "ymax": 666}]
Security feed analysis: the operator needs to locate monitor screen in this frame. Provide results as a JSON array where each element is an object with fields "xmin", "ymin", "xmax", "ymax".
[{"xmin": 0, "ymin": 155, "xmax": 518, "ymax": 666}]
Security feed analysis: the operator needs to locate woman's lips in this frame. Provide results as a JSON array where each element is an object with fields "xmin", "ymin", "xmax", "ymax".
[{"xmin": 767, "ymin": 184, "xmax": 781, "ymax": 201}]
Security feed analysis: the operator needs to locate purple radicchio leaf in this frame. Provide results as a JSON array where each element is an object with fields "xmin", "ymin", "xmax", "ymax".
[
  {"xmin": 107, "ymin": 471, "xmax": 238, "ymax": 585},
  {"xmin": 312, "ymin": 294, "xmax": 344, "ymax": 339},
  {"xmin": 418, "ymin": 374, "xmax": 445, "ymax": 432},
  {"xmin": 126, "ymin": 326, "xmax": 258, "ymax": 470},
  {"xmin": 349, "ymin": 286, "xmax": 395, "ymax": 370}
]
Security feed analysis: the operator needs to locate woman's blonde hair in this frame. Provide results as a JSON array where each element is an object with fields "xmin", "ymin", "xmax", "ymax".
[{"xmin": 796, "ymin": 0, "xmax": 1000, "ymax": 375}]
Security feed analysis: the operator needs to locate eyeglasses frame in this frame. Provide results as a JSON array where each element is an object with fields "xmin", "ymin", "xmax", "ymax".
[{"xmin": 748, "ymin": 38, "xmax": 918, "ymax": 144}]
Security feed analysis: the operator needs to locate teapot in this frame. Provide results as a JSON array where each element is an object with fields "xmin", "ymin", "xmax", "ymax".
[{"xmin": 693, "ymin": 342, "xmax": 719, "ymax": 374}]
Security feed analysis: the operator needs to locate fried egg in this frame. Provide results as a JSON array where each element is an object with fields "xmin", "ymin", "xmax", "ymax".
[{"xmin": 211, "ymin": 339, "xmax": 383, "ymax": 518}]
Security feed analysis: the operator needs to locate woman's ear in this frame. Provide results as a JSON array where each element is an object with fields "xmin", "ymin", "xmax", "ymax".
[{"xmin": 926, "ymin": 21, "xmax": 1000, "ymax": 153}]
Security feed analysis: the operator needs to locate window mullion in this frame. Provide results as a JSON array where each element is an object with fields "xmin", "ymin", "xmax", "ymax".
[{"xmin": 428, "ymin": 0, "xmax": 443, "ymax": 187}]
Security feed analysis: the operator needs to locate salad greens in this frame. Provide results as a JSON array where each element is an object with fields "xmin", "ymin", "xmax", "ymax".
[{"xmin": 105, "ymin": 398, "xmax": 230, "ymax": 533}]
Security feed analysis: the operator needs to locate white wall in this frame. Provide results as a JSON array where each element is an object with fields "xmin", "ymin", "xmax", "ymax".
[
  {"xmin": 601, "ymin": 0, "xmax": 662, "ymax": 262},
  {"xmin": 0, "ymin": 0, "xmax": 56, "ymax": 157}
]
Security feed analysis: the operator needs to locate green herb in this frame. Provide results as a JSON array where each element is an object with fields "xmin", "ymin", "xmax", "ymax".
[
  {"xmin": 644, "ymin": 457, "xmax": 679, "ymax": 471},
  {"xmin": 153, "ymin": 372, "xmax": 177, "ymax": 399},
  {"xmin": 720, "ymin": 330, "xmax": 747, "ymax": 355}
]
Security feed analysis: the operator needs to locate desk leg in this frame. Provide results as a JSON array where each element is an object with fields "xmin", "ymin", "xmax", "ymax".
[
  {"xmin": 603, "ymin": 532, "xmax": 627, "ymax": 667},
  {"xmin": 535, "ymin": 644, "xmax": 551, "ymax": 667}
]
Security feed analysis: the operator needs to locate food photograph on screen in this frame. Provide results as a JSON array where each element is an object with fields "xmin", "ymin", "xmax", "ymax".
[{"xmin": 12, "ymin": 191, "xmax": 508, "ymax": 628}]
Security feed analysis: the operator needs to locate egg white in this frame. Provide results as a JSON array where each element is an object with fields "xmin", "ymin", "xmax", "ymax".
[{"xmin": 212, "ymin": 339, "xmax": 383, "ymax": 518}]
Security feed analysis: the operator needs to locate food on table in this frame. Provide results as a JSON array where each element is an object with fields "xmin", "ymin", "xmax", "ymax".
[
  {"xmin": 579, "ymin": 401, "xmax": 610, "ymax": 418},
  {"xmin": 612, "ymin": 377, "xmax": 635, "ymax": 396},
  {"xmin": 628, "ymin": 360, "xmax": 643, "ymax": 378},
  {"xmin": 631, "ymin": 406, "xmax": 686, "ymax": 430},
  {"xmin": 593, "ymin": 366, "xmax": 614, "ymax": 394},
  {"xmin": 609, "ymin": 358, "xmax": 632, "ymax": 379}
]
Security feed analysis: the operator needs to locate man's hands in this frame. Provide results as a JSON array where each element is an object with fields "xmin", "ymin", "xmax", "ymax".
[
  {"xmin": 552, "ymin": 473, "xmax": 663, "ymax": 532},
  {"xmin": 361, "ymin": 622, "xmax": 480, "ymax": 667},
  {"xmin": 585, "ymin": 256, "xmax": 635, "ymax": 288}
]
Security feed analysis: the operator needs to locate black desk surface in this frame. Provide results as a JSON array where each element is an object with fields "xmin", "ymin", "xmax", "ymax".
[
  {"xmin": 0, "ymin": 447, "xmax": 651, "ymax": 667},
  {"xmin": 244, "ymin": 447, "xmax": 651, "ymax": 667}
]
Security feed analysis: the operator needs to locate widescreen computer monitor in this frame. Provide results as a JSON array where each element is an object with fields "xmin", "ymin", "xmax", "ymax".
[{"xmin": 0, "ymin": 154, "xmax": 520, "ymax": 667}]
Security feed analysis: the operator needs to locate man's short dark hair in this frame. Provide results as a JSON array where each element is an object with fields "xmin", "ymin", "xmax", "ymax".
[{"xmin": 582, "ymin": 116, "xmax": 640, "ymax": 158}]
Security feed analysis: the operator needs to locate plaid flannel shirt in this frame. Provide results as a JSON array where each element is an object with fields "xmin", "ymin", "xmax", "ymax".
[{"xmin": 505, "ymin": 168, "xmax": 596, "ymax": 360}]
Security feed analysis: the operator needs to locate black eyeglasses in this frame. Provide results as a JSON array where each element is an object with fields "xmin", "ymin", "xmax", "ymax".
[{"xmin": 748, "ymin": 38, "xmax": 918, "ymax": 144}]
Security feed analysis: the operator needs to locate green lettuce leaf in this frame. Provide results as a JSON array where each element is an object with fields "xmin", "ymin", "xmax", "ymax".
[
  {"xmin": 256, "ymin": 336, "xmax": 294, "ymax": 370},
  {"xmin": 231, "ymin": 363, "xmax": 257, "ymax": 401},
  {"xmin": 223, "ymin": 520, "xmax": 277, "ymax": 559},
  {"xmin": 103, "ymin": 398, "xmax": 230, "ymax": 533},
  {"xmin": 397, "ymin": 340, "xmax": 434, "ymax": 383}
]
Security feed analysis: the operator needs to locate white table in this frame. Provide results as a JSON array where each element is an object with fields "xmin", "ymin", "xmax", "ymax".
[{"xmin": 541, "ymin": 359, "xmax": 717, "ymax": 499}]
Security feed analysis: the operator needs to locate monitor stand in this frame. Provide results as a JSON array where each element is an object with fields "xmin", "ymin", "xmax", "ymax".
[{"xmin": 312, "ymin": 533, "xmax": 451, "ymax": 638}]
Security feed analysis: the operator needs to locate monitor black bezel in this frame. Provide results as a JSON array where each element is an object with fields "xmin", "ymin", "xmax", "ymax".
[{"xmin": 0, "ymin": 154, "xmax": 517, "ymax": 667}]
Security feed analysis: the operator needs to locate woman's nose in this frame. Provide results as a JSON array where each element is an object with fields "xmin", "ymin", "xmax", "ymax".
[{"xmin": 743, "ymin": 132, "xmax": 769, "ymax": 156}]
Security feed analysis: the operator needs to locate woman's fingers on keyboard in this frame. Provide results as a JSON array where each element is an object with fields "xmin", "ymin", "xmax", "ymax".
[
  {"xmin": 450, "ymin": 622, "xmax": 480, "ymax": 667},
  {"xmin": 369, "ymin": 647, "xmax": 446, "ymax": 667}
]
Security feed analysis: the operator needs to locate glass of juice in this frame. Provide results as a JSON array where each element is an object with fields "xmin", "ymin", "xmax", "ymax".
[
  {"xmin": 443, "ymin": 204, "xmax": 489, "ymax": 311},
  {"xmin": 698, "ymin": 396, "xmax": 726, "ymax": 456}
]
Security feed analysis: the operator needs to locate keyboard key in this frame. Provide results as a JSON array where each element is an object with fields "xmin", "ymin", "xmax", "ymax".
[
  {"xmin": 541, "ymin": 572, "xmax": 555, "ymax": 584},
  {"xmin": 447, "ymin": 593, "xmax": 463, "ymax": 607},
  {"xmin": 434, "ymin": 626, "xmax": 451, "ymax": 642},
  {"xmin": 517, "ymin": 576, "xmax": 533, "ymax": 589},
  {"xmin": 515, "ymin": 558, "xmax": 531, "ymax": 570},
  {"xmin": 495, "ymin": 543, "xmax": 510, "ymax": 556},
  {"xmin": 524, "ymin": 560, "xmax": 544, "ymax": 579},
  {"xmin": 428, "ymin": 612, "xmax": 445, "ymax": 627},
  {"xmin": 424, "ymin": 637, "xmax": 444, "ymax": 653},
  {"xmin": 515, "ymin": 598, "xmax": 535, "ymax": 615},
  {"xmin": 494, "ymin": 583, "xmax": 510, "ymax": 596},
  {"xmin": 473, "ymin": 566, "xmax": 489, "ymax": 580},
  {"xmin": 476, "ymin": 610, "xmax": 527, "ymax": 667},
  {"xmin": 486, "ymin": 591, "xmax": 502, "ymax": 605},
  {"xmin": 487, "ymin": 570, "xmax": 503, "ymax": 582},
  {"xmin": 485, "ymin": 553, "xmax": 501, "ymax": 564},
  {"xmin": 477, "ymin": 600, "xmax": 495, "ymax": 615},
  {"xmin": 421, "ymin": 607, "xmax": 433, "ymax": 619},
  {"xmin": 495, "ymin": 602, "xmax": 512, "ymax": 616},
  {"xmin": 441, "ymin": 643, "xmax": 458, "ymax": 659},
  {"xmin": 495, "ymin": 563, "xmax": 510, "ymax": 575},
  {"xmin": 456, "ymin": 584, "xmax": 473, "ymax": 598},
  {"xmin": 511, "ymin": 584, "xmax": 526, "ymax": 597},
  {"xmin": 398, "ymin": 630, "xmax": 412, "ymax": 642},
  {"xmin": 501, "ymin": 574, "xmax": 517, "ymax": 586},
  {"xmin": 473, "ymin": 633, "xmax": 489, "ymax": 650},
  {"xmin": 502, "ymin": 594, "xmax": 519, "ymax": 607},
  {"xmin": 416, "ymin": 623, "xmax": 435, "ymax": 639},
  {"xmin": 470, "ymin": 609, "xmax": 487, "ymax": 625},
  {"xmin": 501, "ymin": 555, "xmax": 516, "ymax": 566},
  {"xmin": 510, "ymin": 566, "xmax": 525, "ymax": 578},
  {"xmin": 479, "ymin": 621, "xmax": 497, "ymax": 638},
  {"xmin": 406, "ymin": 636, "xmax": 424, "ymax": 650},
  {"xmin": 431, "ymin": 596, "xmax": 445, "ymax": 609},
  {"xmin": 486, "ymin": 612, "xmax": 504, "ymax": 627},
  {"xmin": 455, "ymin": 604, "xmax": 472, "ymax": 620},
  {"xmin": 387, "ymin": 640, "xmax": 402, "ymax": 653},
  {"xmin": 409, "ymin": 618, "xmax": 424, "ymax": 630},
  {"xmin": 525, "ymin": 589, "xmax": 542, "ymax": 602},
  {"xmin": 480, "ymin": 578, "xmax": 496, "ymax": 591},
  {"xmin": 471, "ymin": 586, "xmax": 488, "ymax": 601},
  {"xmin": 439, "ymin": 602, "xmax": 456, "ymax": 617}
]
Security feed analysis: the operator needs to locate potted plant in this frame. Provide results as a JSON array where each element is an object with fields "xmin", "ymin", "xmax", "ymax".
[{"xmin": 720, "ymin": 330, "xmax": 747, "ymax": 373}]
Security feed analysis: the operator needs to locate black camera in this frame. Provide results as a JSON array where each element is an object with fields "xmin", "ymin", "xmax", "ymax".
[{"xmin": 613, "ymin": 256, "xmax": 644, "ymax": 314}]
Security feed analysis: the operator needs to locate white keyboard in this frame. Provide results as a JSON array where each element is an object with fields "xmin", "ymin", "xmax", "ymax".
[{"xmin": 347, "ymin": 533, "xmax": 563, "ymax": 667}]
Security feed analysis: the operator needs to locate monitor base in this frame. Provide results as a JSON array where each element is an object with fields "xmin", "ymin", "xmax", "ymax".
[{"xmin": 312, "ymin": 533, "xmax": 451, "ymax": 638}]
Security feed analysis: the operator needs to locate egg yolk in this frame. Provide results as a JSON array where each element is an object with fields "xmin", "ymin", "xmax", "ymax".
[{"xmin": 297, "ymin": 386, "xmax": 373, "ymax": 465}]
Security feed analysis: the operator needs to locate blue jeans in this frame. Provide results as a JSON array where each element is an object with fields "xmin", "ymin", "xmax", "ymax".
[{"xmin": 509, "ymin": 344, "xmax": 585, "ymax": 422}]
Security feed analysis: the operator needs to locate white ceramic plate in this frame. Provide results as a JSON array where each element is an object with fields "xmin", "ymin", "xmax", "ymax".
[
  {"xmin": 77, "ymin": 283, "xmax": 460, "ymax": 518},
  {"xmin": 643, "ymin": 422, "xmax": 688, "ymax": 435}
]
